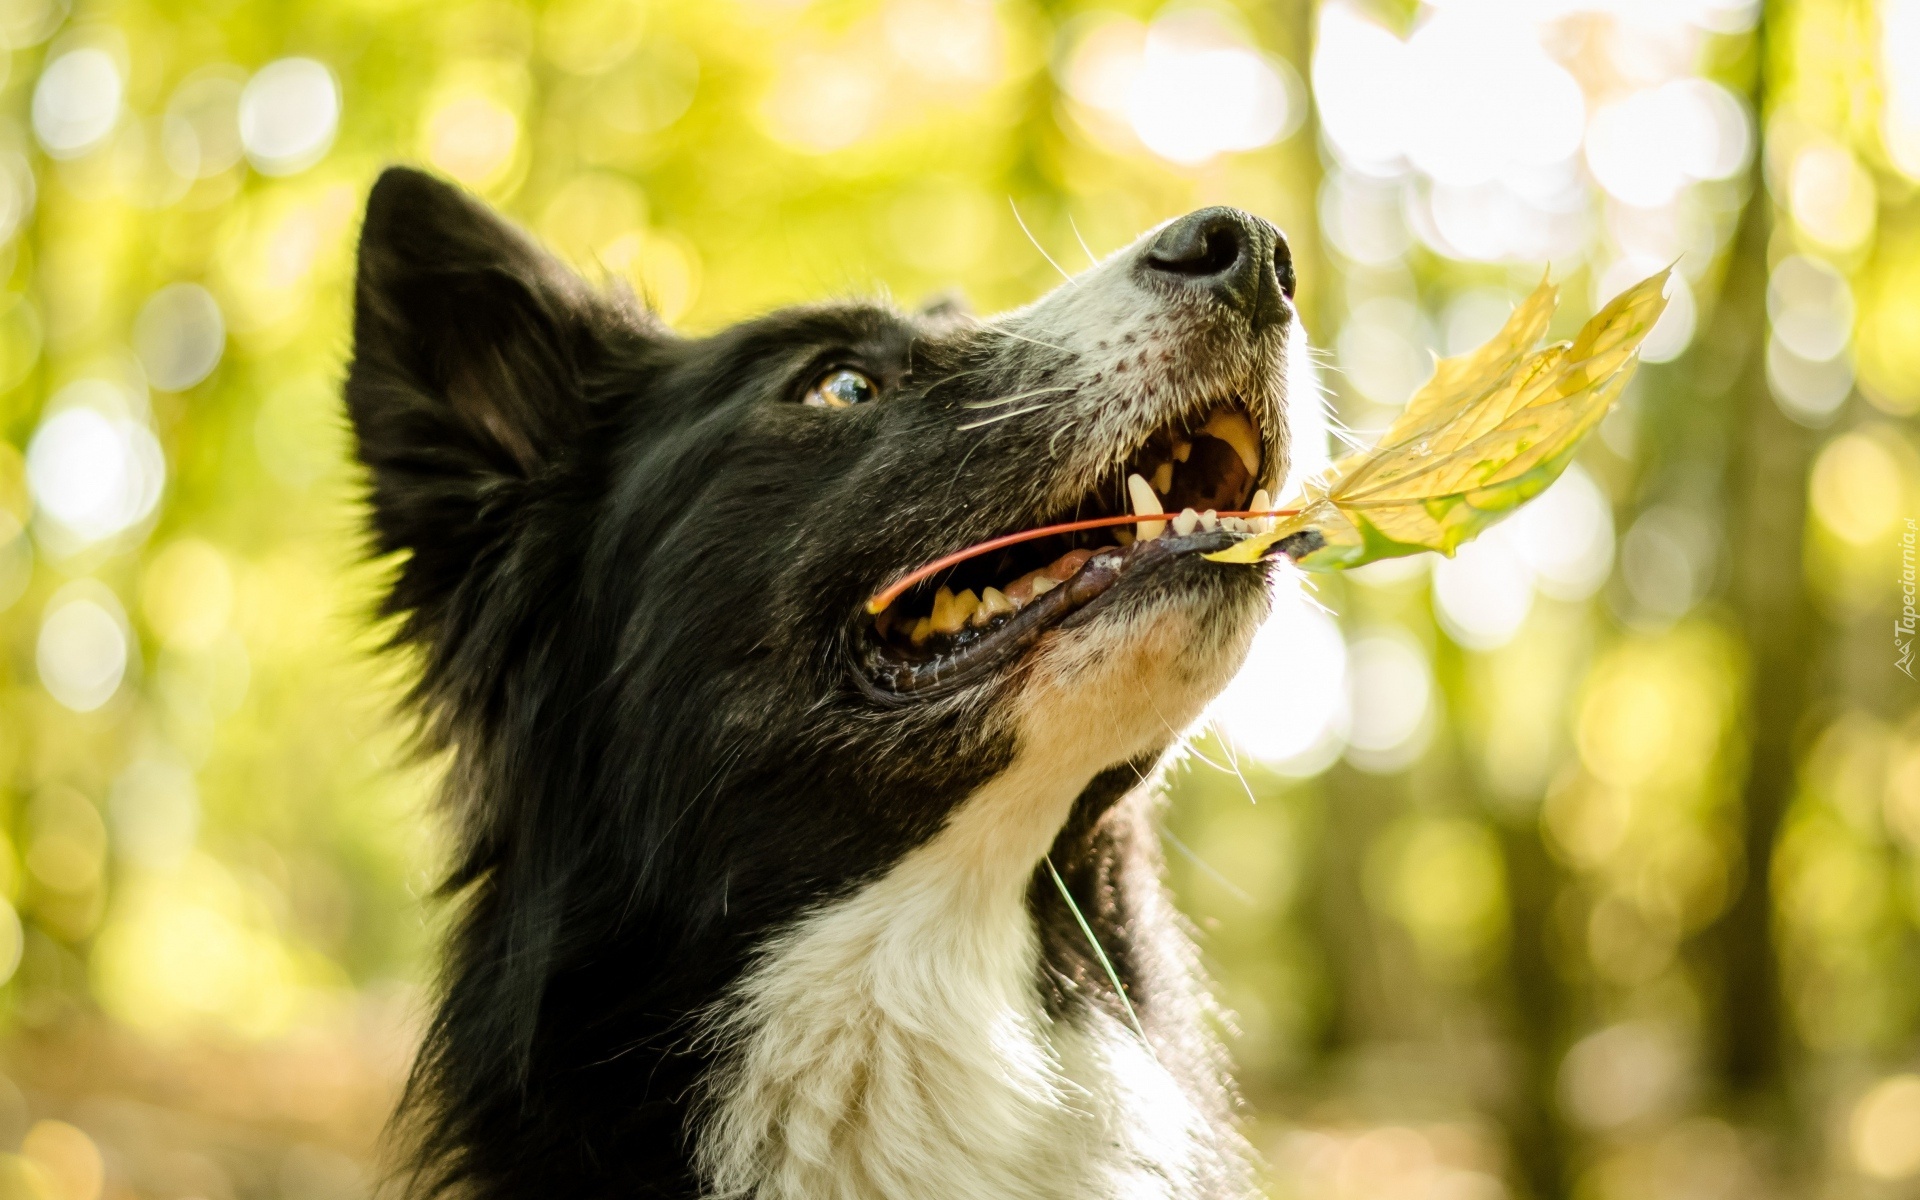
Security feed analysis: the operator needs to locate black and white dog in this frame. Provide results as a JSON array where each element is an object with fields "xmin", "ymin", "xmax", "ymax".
[{"xmin": 346, "ymin": 167, "xmax": 1310, "ymax": 1199}]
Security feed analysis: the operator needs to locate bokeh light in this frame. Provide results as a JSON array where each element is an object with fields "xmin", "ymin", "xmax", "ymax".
[
  {"xmin": 26, "ymin": 388, "xmax": 165, "ymax": 545},
  {"xmin": 31, "ymin": 47, "xmax": 120, "ymax": 158},
  {"xmin": 1885, "ymin": 0, "xmax": 1920, "ymax": 179},
  {"xmin": 1584, "ymin": 80, "xmax": 1748, "ymax": 208},
  {"xmin": 1062, "ymin": 9, "xmax": 1301, "ymax": 166},
  {"xmin": 132, "ymin": 283, "xmax": 226, "ymax": 392},
  {"xmin": 1342, "ymin": 630, "xmax": 1433, "ymax": 773},
  {"xmin": 1434, "ymin": 535, "xmax": 1535, "ymax": 651},
  {"xmin": 1784, "ymin": 138, "xmax": 1876, "ymax": 254},
  {"xmin": 1559, "ymin": 1021, "xmax": 1693, "ymax": 1130},
  {"xmin": 1211, "ymin": 581, "xmax": 1347, "ymax": 772},
  {"xmin": 423, "ymin": 93, "xmax": 523, "ymax": 191},
  {"xmin": 1619, "ymin": 505, "xmax": 1716, "ymax": 624},
  {"xmin": 36, "ymin": 583, "xmax": 131, "ymax": 713},
  {"xmin": 20, "ymin": 1121, "xmax": 102, "ymax": 1200},
  {"xmin": 1769, "ymin": 255, "xmax": 1853, "ymax": 361},
  {"xmin": 1809, "ymin": 432, "xmax": 1906, "ymax": 545},
  {"xmin": 1851, "ymin": 1074, "xmax": 1920, "ymax": 1179},
  {"xmin": 109, "ymin": 757, "xmax": 200, "ymax": 873},
  {"xmin": 162, "ymin": 69, "xmax": 246, "ymax": 180},
  {"xmin": 1503, "ymin": 464, "xmax": 1616, "ymax": 603},
  {"xmin": 1366, "ymin": 815, "xmax": 1507, "ymax": 972},
  {"xmin": 238, "ymin": 58, "xmax": 340, "ymax": 176}
]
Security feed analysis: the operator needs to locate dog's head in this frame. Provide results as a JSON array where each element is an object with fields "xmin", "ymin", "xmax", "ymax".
[{"xmin": 348, "ymin": 167, "xmax": 1305, "ymax": 932}]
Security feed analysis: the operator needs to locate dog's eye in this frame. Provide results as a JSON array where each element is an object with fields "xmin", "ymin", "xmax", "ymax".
[{"xmin": 804, "ymin": 368, "xmax": 878, "ymax": 408}]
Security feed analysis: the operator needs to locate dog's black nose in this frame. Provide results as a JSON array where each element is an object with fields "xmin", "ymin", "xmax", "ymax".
[{"xmin": 1141, "ymin": 207, "xmax": 1292, "ymax": 322}]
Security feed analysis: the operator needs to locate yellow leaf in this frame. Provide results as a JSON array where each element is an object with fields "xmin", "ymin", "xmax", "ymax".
[{"xmin": 1208, "ymin": 268, "xmax": 1670, "ymax": 570}]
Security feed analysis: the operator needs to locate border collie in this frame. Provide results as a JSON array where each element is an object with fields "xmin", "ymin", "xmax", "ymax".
[{"xmin": 346, "ymin": 167, "xmax": 1309, "ymax": 1199}]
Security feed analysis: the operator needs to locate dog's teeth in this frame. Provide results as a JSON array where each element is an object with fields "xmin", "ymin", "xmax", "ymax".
[
  {"xmin": 928, "ymin": 587, "xmax": 978, "ymax": 634},
  {"xmin": 1203, "ymin": 410, "xmax": 1261, "ymax": 477},
  {"xmin": 1030, "ymin": 576, "xmax": 1057, "ymax": 597},
  {"xmin": 976, "ymin": 587, "xmax": 1015, "ymax": 624},
  {"xmin": 1046, "ymin": 548, "xmax": 1096, "ymax": 581},
  {"xmin": 932, "ymin": 588, "xmax": 979, "ymax": 634},
  {"xmin": 929, "ymin": 587, "xmax": 955, "ymax": 634},
  {"xmin": 910, "ymin": 616, "xmax": 934, "ymax": 645},
  {"xmin": 1173, "ymin": 436, "xmax": 1192, "ymax": 463},
  {"xmin": 1127, "ymin": 472, "xmax": 1166, "ymax": 540},
  {"xmin": 1200, "ymin": 509, "xmax": 1219, "ymax": 532},
  {"xmin": 1151, "ymin": 461, "xmax": 1174, "ymax": 494},
  {"xmin": 1222, "ymin": 517, "xmax": 1248, "ymax": 533},
  {"xmin": 1005, "ymin": 571, "xmax": 1043, "ymax": 604},
  {"xmin": 1244, "ymin": 489, "xmax": 1274, "ymax": 529},
  {"xmin": 1115, "ymin": 528, "xmax": 1135, "ymax": 546},
  {"xmin": 1172, "ymin": 507, "xmax": 1200, "ymax": 536}
]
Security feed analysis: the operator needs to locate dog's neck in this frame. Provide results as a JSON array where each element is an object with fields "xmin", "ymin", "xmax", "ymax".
[{"xmin": 695, "ymin": 747, "xmax": 1215, "ymax": 1200}]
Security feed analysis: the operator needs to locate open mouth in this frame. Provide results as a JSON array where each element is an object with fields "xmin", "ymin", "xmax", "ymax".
[{"xmin": 860, "ymin": 400, "xmax": 1294, "ymax": 697}]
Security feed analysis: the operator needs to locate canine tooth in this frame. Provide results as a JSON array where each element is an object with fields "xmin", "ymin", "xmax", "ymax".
[
  {"xmin": 976, "ymin": 587, "xmax": 1015, "ymax": 624},
  {"xmin": 1151, "ymin": 461, "xmax": 1174, "ymax": 494},
  {"xmin": 1203, "ymin": 410, "xmax": 1261, "ymax": 477},
  {"xmin": 1250, "ymin": 487, "xmax": 1272, "ymax": 532},
  {"xmin": 1200, "ymin": 510, "xmax": 1219, "ymax": 531},
  {"xmin": 1172, "ymin": 507, "xmax": 1200, "ymax": 536},
  {"xmin": 1127, "ymin": 472, "xmax": 1166, "ymax": 540}
]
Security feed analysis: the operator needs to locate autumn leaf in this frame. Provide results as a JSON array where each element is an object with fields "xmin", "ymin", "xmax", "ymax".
[{"xmin": 1206, "ymin": 268, "xmax": 1670, "ymax": 570}]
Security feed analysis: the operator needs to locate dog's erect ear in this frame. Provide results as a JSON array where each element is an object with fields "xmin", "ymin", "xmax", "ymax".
[{"xmin": 346, "ymin": 167, "xmax": 642, "ymax": 619}]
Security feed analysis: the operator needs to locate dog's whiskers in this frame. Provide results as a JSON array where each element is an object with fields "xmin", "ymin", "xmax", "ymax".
[
  {"xmin": 960, "ymin": 385, "xmax": 1076, "ymax": 410},
  {"xmin": 1046, "ymin": 416, "xmax": 1082, "ymax": 461},
  {"xmin": 956, "ymin": 399, "xmax": 1068, "ymax": 431},
  {"xmin": 922, "ymin": 363, "xmax": 1003, "ymax": 394},
  {"xmin": 1212, "ymin": 725, "xmax": 1262, "ymax": 808},
  {"xmin": 1010, "ymin": 197, "xmax": 1076, "ymax": 287},
  {"xmin": 991, "ymin": 325, "xmax": 1077, "ymax": 356},
  {"xmin": 1068, "ymin": 215, "xmax": 1099, "ymax": 269}
]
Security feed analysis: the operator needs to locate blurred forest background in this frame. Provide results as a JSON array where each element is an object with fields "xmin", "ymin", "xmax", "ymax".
[{"xmin": 0, "ymin": 0, "xmax": 1915, "ymax": 1196}]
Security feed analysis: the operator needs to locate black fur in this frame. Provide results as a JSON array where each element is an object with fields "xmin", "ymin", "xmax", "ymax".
[{"xmin": 346, "ymin": 167, "xmax": 1294, "ymax": 1198}]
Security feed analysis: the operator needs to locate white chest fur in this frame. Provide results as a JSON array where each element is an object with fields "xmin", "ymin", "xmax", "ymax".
[
  {"xmin": 695, "ymin": 606, "xmax": 1253, "ymax": 1200},
  {"xmin": 693, "ymin": 759, "xmax": 1209, "ymax": 1200}
]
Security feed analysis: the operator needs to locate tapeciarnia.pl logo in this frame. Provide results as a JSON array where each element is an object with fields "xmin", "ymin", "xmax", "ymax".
[{"xmin": 1900, "ymin": 517, "xmax": 1917, "ymax": 680}]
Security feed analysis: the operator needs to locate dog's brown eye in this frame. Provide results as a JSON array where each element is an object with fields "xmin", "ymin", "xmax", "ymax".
[{"xmin": 805, "ymin": 368, "xmax": 878, "ymax": 408}]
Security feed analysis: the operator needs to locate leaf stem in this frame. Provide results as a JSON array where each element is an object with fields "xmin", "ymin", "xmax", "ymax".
[{"xmin": 865, "ymin": 508, "xmax": 1300, "ymax": 614}]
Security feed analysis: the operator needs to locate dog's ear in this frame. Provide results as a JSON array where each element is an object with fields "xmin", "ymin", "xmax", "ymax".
[{"xmin": 346, "ymin": 167, "xmax": 643, "ymax": 624}]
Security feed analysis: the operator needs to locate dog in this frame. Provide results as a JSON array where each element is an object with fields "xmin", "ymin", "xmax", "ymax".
[{"xmin": 345, "ymin": 166, "xmax": 1311, "ymax": 1199}]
